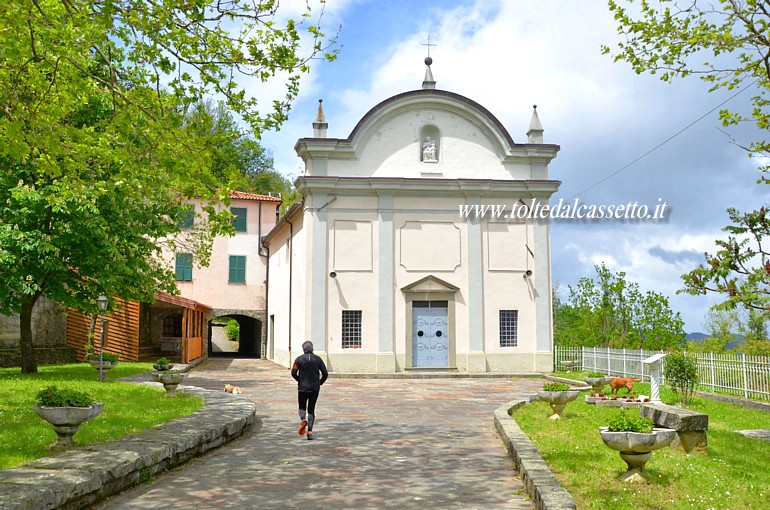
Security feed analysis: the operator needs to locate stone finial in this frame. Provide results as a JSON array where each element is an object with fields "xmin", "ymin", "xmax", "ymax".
[
  {"xmin": 527, "ymin": 104, "xmax": 544, "ymax": 144},
  {"xmin": 422, "ymin": 57, "xmax": 436, "ymax": 90},
  {"xmin": 313, "ymin": 99, "xmax": 328, "ymax": 138}
]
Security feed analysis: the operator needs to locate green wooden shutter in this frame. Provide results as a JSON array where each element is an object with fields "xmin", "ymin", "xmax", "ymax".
[
  {"xmin": 175, "ymin": 253, "xmax": 193, "ymax": 281},
  {"xmin": 231, "ymin": 207, "xmax": 247, "ymax": 232},
  {"xmin": 229, "ymin": 255, "xmax": 246, "ymax": 284}
]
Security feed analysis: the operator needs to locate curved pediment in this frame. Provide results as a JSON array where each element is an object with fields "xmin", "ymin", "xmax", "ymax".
[{"xmin": 295, "ymin": 89, "xmax": 559, "ymax": 180}]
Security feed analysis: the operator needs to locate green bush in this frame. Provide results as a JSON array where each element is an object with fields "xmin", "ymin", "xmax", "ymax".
[
  {"xmin": 225, "ymin": 319, "xmax": 240, "ymax": 341},
  {"xmin": 155, "ymin": 357, "xmax": 171, "ymax": 365},
  {"xmin": 36, "ymin": 385, "xmax": 94, "ymax": 407},
  {"xmin": 664, "ymin": 349, "xmax": 699, "ymax": 406},
  {"xmin": 607, "ymin": 411, "xmax": 654, "ymax": 433},
  {"xmin": 587, "ymin": 371, "xmax": 604, "ymax": 378},
  {"xmin": 542, "ymin": 381, "xmax": 570, "ymax": 391},
  {"xmin": 87, "ymin": 352, "xmax": 119, "ymax": 362}
]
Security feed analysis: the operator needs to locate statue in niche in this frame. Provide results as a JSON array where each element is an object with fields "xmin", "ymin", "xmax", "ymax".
[{"xmin": 422, "ymin": 136, "xmax": 438, "ymax": 162}]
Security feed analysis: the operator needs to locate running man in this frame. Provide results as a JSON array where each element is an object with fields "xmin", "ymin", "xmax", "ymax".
[{"xmin": 291, "ymin": 341, "xmax": 328, "ymax": 440}]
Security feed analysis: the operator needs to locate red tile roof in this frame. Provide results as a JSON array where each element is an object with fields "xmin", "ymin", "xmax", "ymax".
[
  {"xmin": 154, "ymin": 293, "xmax": 212, "ymax": 312},
  {"xmin": 230, "ymin": 190, "xmax": 282, "ymax": 202}
]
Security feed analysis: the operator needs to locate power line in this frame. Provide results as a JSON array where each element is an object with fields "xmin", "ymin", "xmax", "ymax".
[{"xmin": 566, "ymin": 79, "xmax": 759, "ymax": 200}]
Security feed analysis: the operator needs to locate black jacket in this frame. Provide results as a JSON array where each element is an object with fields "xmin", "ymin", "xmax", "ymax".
[{"xmin": 291, "ymin": 352, "xmax": 328, "ymax": 392}]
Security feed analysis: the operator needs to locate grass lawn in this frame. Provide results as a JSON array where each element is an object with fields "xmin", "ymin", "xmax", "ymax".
[
  {"xmin": 0, "ymin": 362, "xmax": 203, "ymax": 470},
  {"xmin": 512, "ymin": 374, "xmax": 770, "ymax": 510}
]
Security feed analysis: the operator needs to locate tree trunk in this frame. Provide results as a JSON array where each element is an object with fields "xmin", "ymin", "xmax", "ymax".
[{"xmin": 19, "ymin": 293, "xmax": 41, "ymax": 374}]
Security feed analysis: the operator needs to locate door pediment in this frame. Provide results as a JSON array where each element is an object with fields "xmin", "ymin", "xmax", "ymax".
[{"xmin": 401, "ymin": 275, "xmax": 459, "ymax": 294}]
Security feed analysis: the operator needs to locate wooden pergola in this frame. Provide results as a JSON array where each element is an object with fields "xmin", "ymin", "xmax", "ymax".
[
  {"xmin": 154, "ymin": 293, "xmax": 211, "ymax": 363},
  {"xmin": 68, "ymin": 294, "xmax": 212, "ymax": 363}
]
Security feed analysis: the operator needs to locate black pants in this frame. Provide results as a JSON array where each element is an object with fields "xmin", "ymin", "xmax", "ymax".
[{"xmin": 298, "ymin": 390, "xmax": 320, "ymax": 430}]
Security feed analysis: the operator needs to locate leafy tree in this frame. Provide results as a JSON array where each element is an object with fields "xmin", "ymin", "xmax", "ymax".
[
  {"xmin": 183, "ymin": 100, "xmax": 274, "ymax": 189},
  {"xmin": 554, "ymin": 264, "xmax": 685, "ymax": 349},
  {"xmin": 0, "ymin": 1, "xmax": 336, "ymax": 373},
  {"xmin": 182, "ymin": 100, "xmax": 301, "ymax": 213},
  {"xmin": 603, "ymin": 1, "xmax": 770, "ymax": 314},
  {"xmin": 690, "ymin": 306, "xmax": 738, "ymax": 353}
]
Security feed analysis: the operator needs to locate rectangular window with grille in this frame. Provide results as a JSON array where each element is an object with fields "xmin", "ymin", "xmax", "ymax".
[
  {"xmin": 499, "ymin": 309, "xmax": 518, "ymax": 347},
  {"xmin": 175, "ymin": 253, "xmax": 193, "ymax": 281},
  {"xmin": 341, "ymin": 310, "xmax": 362, "ymax": 349},
  {"xmin": 229, "ymin": 255, "xmax": 246, "ymax": 284},
  {"xmin": 231, "ymin": 207, "xmax": 247, "ymax": 232}
]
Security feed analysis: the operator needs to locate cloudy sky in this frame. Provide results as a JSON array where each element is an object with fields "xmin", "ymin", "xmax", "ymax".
[{"xmin": 256, "ymin": 0, "xmax": 767, "ymax": 333}]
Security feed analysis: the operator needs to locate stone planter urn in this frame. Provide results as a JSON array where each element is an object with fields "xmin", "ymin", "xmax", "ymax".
[
  {"xmin": 599, "ymin": 427, "xmax": 676, "ymax": 482},
  {"xmin": 34, "ymin": 403, "xmax": 104, "ymax": 450},
  {"xmin": 537, "ymin": 390, "xmax": 581, "ymax": 419},
  {"xmin": 560, "ymin": 360, "xmax": 577, "ymax": 372},
  {"xmin": 87, "ymin": 359, "xmax": 119, "ymax": 381},
  {"xmin": 154, "ymin": 372, "xmax": 187, "ymax": 397},
  {"xmin": 153, "ymin": 363, "xmax": 175, "ymax": 371},
  {"xmin": 585, "ymin": 377, "xmax": 606, "ymax": 393}
]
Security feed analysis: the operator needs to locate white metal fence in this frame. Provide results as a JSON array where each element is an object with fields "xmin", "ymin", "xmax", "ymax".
[{"xmin": 554, "ymin": 346, "xmax": 770, "ymax": 401}]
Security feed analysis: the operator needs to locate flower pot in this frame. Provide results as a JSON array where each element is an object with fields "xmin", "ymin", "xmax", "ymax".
[
  {"xmin": 87, "ymin": 359, "xmax": 119, "ymax": 381},
  {"xmin": 561, "ymin": 360, "xmax": 577, "ymax": 372},
  {"xmin": 153, "ymin": 372, "xmax": 187, "ymax": 397},
  {"xmin": 537, "ymin": 389, "xmax": 581, "ymax": 419},
  {"xmin": 585, "ymin": 377, "xmax": 606, "ymax": 393},
  {"xmin": 34, "ymin": 403, "xmax": 104, "ymax": 450},
  {"xmin": 599, "ymin": 427, "xmax": 676, "ymax": 482},
  {"xmin": 153, "ymin": 363, "xmax": 175, "ymax": 371}
]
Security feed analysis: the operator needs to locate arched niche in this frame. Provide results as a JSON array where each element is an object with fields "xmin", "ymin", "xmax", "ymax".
[{"xmin": 420, "ymin": 125, "xmax": 441, "ymax": 163}]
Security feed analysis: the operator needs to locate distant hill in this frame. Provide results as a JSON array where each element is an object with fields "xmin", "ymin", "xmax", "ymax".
[{"xmin": 686, "ymin": 332, "xmax": 744, "ymax": 351}]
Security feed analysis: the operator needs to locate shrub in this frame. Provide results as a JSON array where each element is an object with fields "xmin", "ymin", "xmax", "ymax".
[
  {"xmin": 36, "ymin": 386, "xmax": 94, "ymax": 407},
  {"xmin": 607, "ymin": 411, "xmax": 654, "ymax": 433},
  {"xmin": 664, "ymin": 349, "xmax": 699, "ymax": 406},
  {"xmin": 87, "ymin": 352, "xmax": 119, "ymax": 362},
  {"xmin": 155, "ymin": 357, "xmax": 171, "ymax": 365},
  {"xmin": 587, "ymin": 371, "xmax": 604, "ymax": 378},
  {"xmin": 542, "ymin": 381, "xmax": 570, "ymax": 391},
  {"xmin": 225, "ymin": 319, "xmax": 240, "ymax": 341}
]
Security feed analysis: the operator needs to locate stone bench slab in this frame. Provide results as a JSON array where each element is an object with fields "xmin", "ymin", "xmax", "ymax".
[{"xmin": 641, "ymin": 403, "xmax": 708, "ymax": 453}]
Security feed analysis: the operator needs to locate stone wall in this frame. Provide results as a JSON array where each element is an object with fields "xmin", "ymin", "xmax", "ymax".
[
  {"xmin": 0, "ymin": 347, "xmax": 78, "ymax": 368},
  {"xmin": 0, "ymin": 297, "xmax": 68, "ymax": 349}
]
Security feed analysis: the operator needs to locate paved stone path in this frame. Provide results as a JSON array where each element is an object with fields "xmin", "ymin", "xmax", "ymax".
[{"xmin": 97, "ymin": 359, "xmax": 543, "ymax": 509}]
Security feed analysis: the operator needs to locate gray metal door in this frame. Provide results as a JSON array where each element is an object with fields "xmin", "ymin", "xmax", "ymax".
[{"xmin": 412, "ymin": 300, "xmax": 448, "ymax": 368}]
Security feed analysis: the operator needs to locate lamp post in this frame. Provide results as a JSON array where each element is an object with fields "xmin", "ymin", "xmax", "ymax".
[{"xmin": 96, "ymin": 293, "xmax": 109, "ymax": 382}]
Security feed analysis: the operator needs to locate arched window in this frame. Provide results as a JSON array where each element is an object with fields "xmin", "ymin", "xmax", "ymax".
[{"xmin": 163, "ymin": 314, "xmax": 183, "ymax": 337}]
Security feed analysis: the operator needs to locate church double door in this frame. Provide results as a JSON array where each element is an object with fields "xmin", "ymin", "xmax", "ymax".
[{"xmin": 411, "ymin": 300, "xmax": 448, "ymax": 368}]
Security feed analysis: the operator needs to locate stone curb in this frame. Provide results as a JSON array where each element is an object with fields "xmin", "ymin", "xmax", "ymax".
[
  {"xmin": 494, "ymin": 397, "xmax": 577, "ymax": 510},
  {"xmin": 0, "ymin": 386, "xmax": 255, "ymax": 510}
]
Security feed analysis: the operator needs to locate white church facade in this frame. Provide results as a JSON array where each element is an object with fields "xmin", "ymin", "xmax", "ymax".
[{"xmin": 264, "ymin": 61, "xmax": 561, "ymax": 373}]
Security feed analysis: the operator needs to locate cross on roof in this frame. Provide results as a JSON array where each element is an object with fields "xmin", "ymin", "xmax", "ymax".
[{"xmin": 421, "ymin": 34, "xmax": 436, "ymax": 58}]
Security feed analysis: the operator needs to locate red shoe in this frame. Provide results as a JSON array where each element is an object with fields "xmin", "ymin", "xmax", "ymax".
[{"xmin": 298, "ymin": 420, "xmax": 308, "ymax": 436}]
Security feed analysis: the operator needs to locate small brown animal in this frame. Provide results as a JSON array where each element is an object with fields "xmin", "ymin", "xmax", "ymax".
[
  {"xmin": 609, "ymin": 377, "xmax": 641, "ymax": 396},
  {"xmin": 224, "ymin": 384, "xmax": 242, "ymax": 395}
]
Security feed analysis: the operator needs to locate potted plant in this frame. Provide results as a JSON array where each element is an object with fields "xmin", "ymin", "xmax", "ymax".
[
  {"xmin": 153, "ymin": 370, "xmax": 187, "ymax": 397},
  {"xmin": 537, "ymin": 381, "xmax": 581, "ymax": 419},
  {"xmin": 33, "ymin": 385, "xmax": 104, "ymax": 450},
  {"xmin": 153, "ymin": 357, "xmax": 175, "ymax": 371},
  {"xmin": 599, "ymin": 411, "xmax": 676, "ymax": 482},
  {"xmin": 585, "ymin": 371, "xmax": 607, "ymax": 393},
  {"xmin": 86, "ymin": 352, "xmax": 119, "ymax": 380}
]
